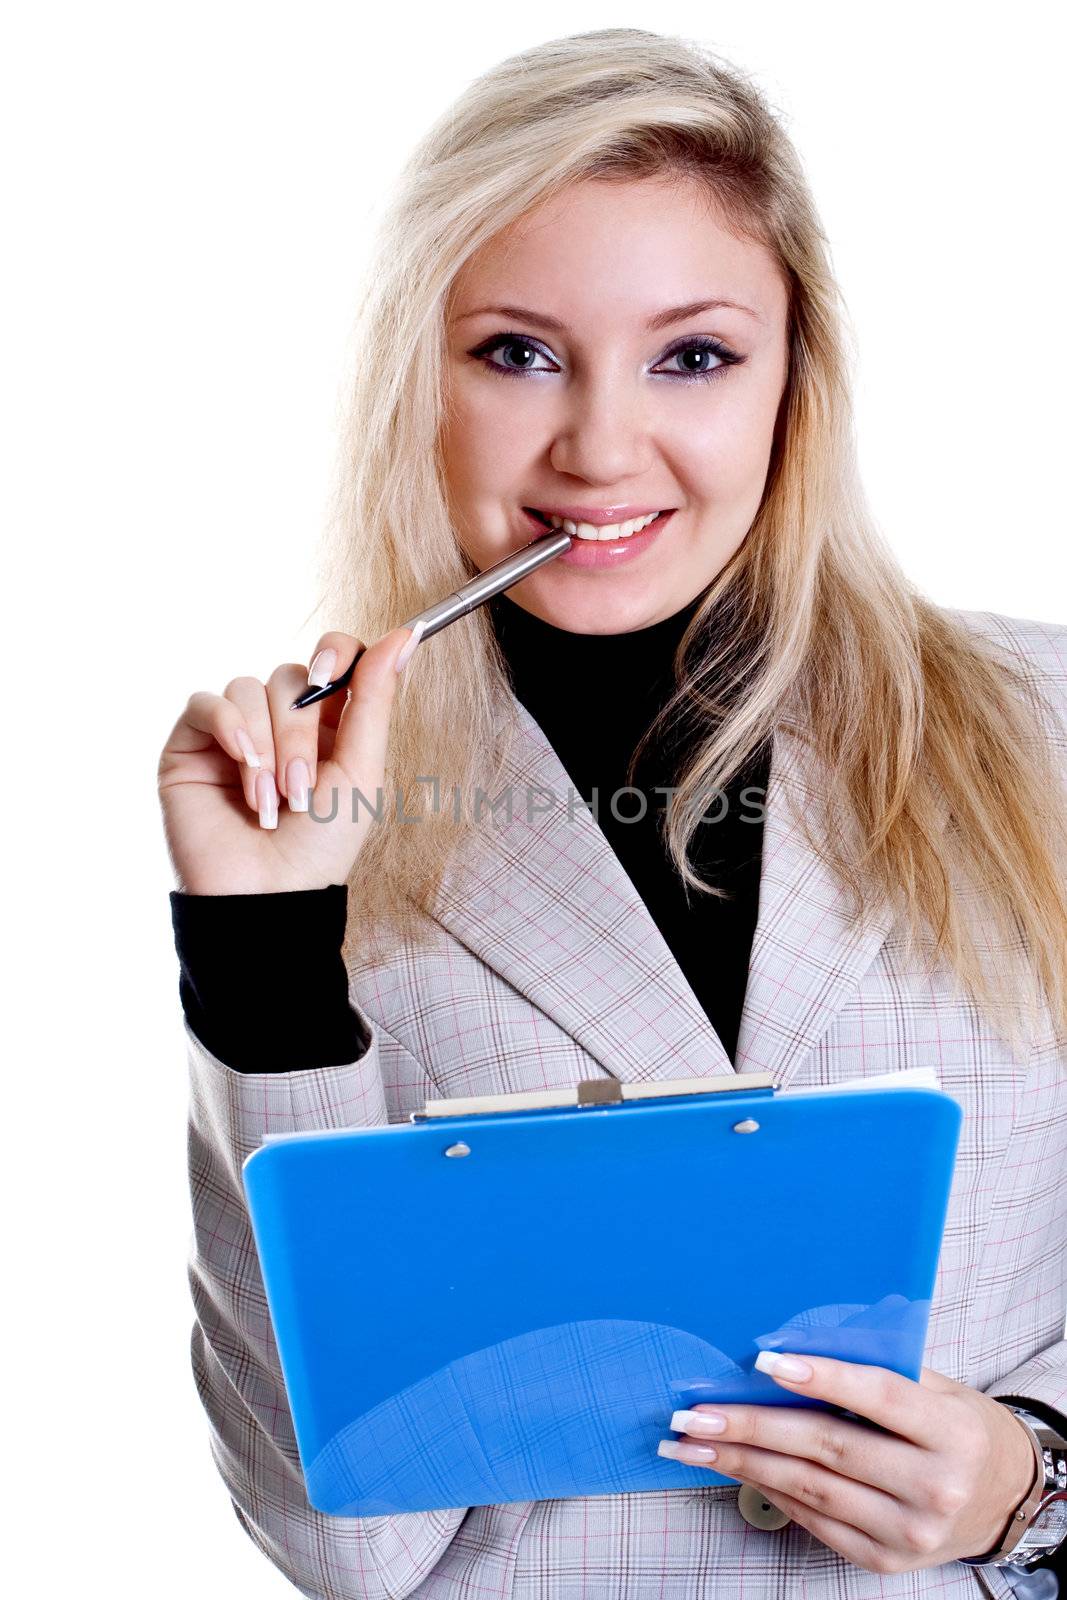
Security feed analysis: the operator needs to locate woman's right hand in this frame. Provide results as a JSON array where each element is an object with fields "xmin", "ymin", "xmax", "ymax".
[{"xmin": 158, "ymin": 627, "xmax": 420, "ymax": 896}]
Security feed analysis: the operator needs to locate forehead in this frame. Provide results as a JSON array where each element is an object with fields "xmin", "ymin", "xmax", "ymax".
[{"xmin": 448, "ymin": 175, "xmax": 788, "ymax": 332}]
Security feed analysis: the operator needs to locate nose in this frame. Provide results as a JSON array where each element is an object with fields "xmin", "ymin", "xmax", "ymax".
[{"xmin": 548, "ymin": 370, "xmax": 655, "ymax": 485}]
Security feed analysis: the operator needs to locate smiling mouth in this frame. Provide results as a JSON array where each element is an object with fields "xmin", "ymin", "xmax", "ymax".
[{"xmin": 524, "ymin": 508, "xmax": 673, "ymax": 541}]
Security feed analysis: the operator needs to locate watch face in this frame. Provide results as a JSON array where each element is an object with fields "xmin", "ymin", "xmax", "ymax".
[{"xmin": 1029, "ymin": 1492, "xmax": 1067, "ymax": 1545}]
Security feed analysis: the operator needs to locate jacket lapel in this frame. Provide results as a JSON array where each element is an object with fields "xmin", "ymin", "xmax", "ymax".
[
  {"xmin": 427, "ymin": 698, "xmax": 901, "ymax": 1092},
  {"xmin": 734, "ymin": 722, "xmax": 902, "ymax": 1088}
]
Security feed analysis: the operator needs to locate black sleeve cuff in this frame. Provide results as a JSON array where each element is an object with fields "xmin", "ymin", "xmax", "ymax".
[
  {"xmin": 169, "ymin": 883, "xmax": 371, "ymax": 1073},
  {"xmin": 993, "ymin": 1393, "xmax": 1067, "ymax": 1441}
]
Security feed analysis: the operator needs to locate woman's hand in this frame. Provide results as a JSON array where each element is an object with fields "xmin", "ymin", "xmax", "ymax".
[
  {"xmin": 158, "ymin": 628, "xmax": 418, "ymax": 895},
  {"xmin": 659, "ymin": 1352, "xmax": 1038, "ymax": 1575}
]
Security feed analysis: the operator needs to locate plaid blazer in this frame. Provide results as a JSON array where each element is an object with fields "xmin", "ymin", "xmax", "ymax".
[{"xmin": 185, "ymin": 608, "xmax": 1067, "ymax": 1600}]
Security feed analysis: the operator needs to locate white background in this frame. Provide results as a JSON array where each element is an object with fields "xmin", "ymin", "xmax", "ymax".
[{"xmin": 5, "ymin": 2, "xmax": 1064, "ymax": 1594}]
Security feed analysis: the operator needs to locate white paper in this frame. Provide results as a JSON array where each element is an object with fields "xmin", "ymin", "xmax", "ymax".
[{"xmin": 778, "ymin": 1066, "xmax": 941, "ymax": 1095}]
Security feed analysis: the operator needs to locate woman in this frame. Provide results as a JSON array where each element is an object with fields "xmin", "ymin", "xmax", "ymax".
[{"xmin": 157, "ymin": 28, "xmax": 1067, "ymax": 1599}]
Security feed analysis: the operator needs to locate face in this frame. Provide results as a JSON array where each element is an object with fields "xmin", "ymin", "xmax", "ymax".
[{"xmin": 439, "ymin": 175, "xmax": 790, "ymax": 634}]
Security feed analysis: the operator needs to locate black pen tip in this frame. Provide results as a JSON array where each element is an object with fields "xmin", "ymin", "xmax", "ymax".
[
  {"xmin": 291, "ymin": 686, "xmax": 325, "ymax": 710},
  {"xmin": 290, "ymin": 649, "xmax": 361, "ymax": 711}
]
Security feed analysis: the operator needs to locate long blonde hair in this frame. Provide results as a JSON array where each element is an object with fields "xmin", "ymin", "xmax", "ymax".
[{"xmin": 316, "ymin": 27, "xmax": 1067, "ymax": 1053}]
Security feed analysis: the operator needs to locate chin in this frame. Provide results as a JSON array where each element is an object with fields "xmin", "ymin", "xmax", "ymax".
[{"xmin": 512, "ymin": 573, "xmax": 687, "ymax": 635}]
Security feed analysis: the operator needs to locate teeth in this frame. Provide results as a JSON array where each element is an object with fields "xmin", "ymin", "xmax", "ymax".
[{"xmin": 544, "ymin": 510, "xmax": 663, "ymax": 540}]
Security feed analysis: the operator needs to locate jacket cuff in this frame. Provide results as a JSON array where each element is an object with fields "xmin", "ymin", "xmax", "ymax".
[{"xmin": 982, "ymin": 1339, "xmax": 1067, "ymax": 1438}]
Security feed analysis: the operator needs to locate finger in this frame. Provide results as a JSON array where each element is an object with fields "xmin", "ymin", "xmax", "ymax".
[
  {"xmin": 306, "ymin": 634, "xmax": 351, "ymax": 692},
  {"xmin": 300, "ymin": 632, "xmax": 365, "ymax": 730},
  {"xmin": 741, "ymin": 1480, "xmax": 901, "ymax": 1575},
  {"xmin": 326, "ymin": 625, "xmax": 416, "ymax": 788},
  {"xmin": 751, "ymin": 1351, "xmax": 939, "ymax": 1450},
  {"xmin": 222, "ymin": 675, "xmax": 275, "ymax": 815},
  {"xmin": 265, "ymin": 662, "xmax": 321, "ymax": 810},
  {"xmin": 674, "ymin": 1403, "xmax": 916, "ymax": 1499},
  {"xmin": 918, "ymin": 1364, "xmax": 965, "ymax": 1395},
  {"xmin": 680, "ymin": 1436, "xmax": 906, "ymax": 1549},
  {"xmin": 161, "ymin": 691, "xmax": 262, "ymax": 788}
]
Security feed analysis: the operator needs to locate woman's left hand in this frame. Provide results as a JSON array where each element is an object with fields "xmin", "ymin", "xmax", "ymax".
[{"xmin": 660, "ymin": 1353, "xmax": 1038, "ymax": 1575}]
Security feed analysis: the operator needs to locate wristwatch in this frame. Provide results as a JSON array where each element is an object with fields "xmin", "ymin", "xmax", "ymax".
[{"xmin": 957, "ymin": 1401, "xmax": 1067, "ymax": 1569}]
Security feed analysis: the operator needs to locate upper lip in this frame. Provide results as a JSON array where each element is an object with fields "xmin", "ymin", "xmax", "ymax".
[{"xmin": 526, "ymin": 504, "xmax": 672, "ymax": 527}]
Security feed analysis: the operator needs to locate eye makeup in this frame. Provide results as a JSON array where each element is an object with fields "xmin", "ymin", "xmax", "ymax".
[{"xmin": 467, "ymin": 331, "xmax": 745, "ymax": 384}]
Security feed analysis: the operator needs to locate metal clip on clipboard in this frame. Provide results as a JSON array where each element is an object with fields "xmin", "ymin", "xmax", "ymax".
[{"xmin": 410, "ymin": 1071, "xmax": 777, "ymax": 1121}]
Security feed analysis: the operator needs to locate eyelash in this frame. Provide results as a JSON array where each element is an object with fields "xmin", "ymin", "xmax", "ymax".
[{"xmin": 468, "ymin": 332, "xmax": 744, "ymax": 384}]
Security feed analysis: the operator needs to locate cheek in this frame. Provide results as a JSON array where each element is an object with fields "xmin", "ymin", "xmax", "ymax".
[
  {"xmin": 442, "ymin": 376, "xmax": 541, "ymax": 493},
  {"xmin": 671, "ymin": 387, "xmax": 780, "ymax": 500}
]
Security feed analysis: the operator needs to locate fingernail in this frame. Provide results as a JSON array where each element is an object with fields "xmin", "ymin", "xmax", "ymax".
[
  {"xmin": 235, "ymin": 729, "xmax": 261, "ymax": 769},
  {"xmin": 256, "ymin": 768, "xmax": 278, "ymax": 829},
  {"xmin": 658, "ymin": 1439, "xmax": 718, "ymax": 1464},
  {"xmin": 394, "ymin": 619, "xmax": 426, "ymax": 673},
  {"xmin": 308, "ymin": 648, "xmax": 337, "ymax": 688},
  {"xmin": 670, "ymin": 1409, "xmax": 727, "ymax": 1437},
  {"xmin": 286, "ymin": 758, "xmax": 310, "ymax": 812},
  {"xmin": 755, "ymin": 1351, "xmax": 813, "ymax": 1382}
]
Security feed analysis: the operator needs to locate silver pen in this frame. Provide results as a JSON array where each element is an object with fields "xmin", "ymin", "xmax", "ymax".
[{"xmin": 290, "ymin": 528, "xmax": 573, "ymax": 710}]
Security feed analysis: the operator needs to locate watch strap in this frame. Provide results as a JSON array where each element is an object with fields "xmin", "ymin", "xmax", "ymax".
[{"xmin": 958, "ymin": 1403, "xmax": 1064, "ymax": 1568}]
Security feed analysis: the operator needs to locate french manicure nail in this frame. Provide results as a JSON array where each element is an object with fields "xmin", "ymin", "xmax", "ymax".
[
  {"xmin": 256, "ymin": 769, "xmax": 278, "ymax": 830},
  {"xmin": 658, "ymin": 1439, "xmax": 718, "ymax": 1464},
  {"xmin": 395, "ymin": 619, "xmax": 426, "ymax": 673},
  {"xmin": 286, "ymin": 758, "xmax": 310, "ymax": 812},
  {"xmin": 308, "ymin": 648, "xmax": 337, "ymax": 688},
  {"xmin": 670, "ymin": 1409, "xmax": 727, "ymax": 1437},
  {"xmin": 755, "ymin": 1351, "xmax": 813, "ymax": 1382},
  {"xmin": 235, "ymin": 729, "xmax": 261, "ymax": 769}
]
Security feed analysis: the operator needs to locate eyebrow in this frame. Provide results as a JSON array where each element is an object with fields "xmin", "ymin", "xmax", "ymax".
[{"xmin": 453, "ymin": 298, "xmax": 764, "ymax": 331}]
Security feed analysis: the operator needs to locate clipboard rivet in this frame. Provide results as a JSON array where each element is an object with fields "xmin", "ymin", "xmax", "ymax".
[
  {"xmin": 738, "ymin": 1482, "xmax": 791, "ymax": 1529},
  {"xmin": 444, "ymin": 1142, "xmax": 471, "ymax": 1158},
  {"xmin": 732, "ymin": 1119, "xmax": 761, "ymax": 1134}
]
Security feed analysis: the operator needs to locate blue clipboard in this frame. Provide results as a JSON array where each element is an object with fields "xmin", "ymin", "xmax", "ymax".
[{"xmin": 241, "ymin": 1070, "xmax": 962, "ymax": 1517}]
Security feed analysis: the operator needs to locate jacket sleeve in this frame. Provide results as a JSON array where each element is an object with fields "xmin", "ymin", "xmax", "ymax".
[
  {"xmin": 983, "ymin": 1342, "xmax": 1067, "ymax": 1437},
  {"xmin": 971, "ymin": 616, "xmax": 1067, "ymax": 1435},
  {"xmin": 184, "ymin": 972, "xmax": 468, "ymax": 1598}
]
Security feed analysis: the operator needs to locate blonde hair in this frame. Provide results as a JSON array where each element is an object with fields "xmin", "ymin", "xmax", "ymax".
[{"xmin": 316, "ymin": 27, "xmax": 1067, "ymax": 1054}]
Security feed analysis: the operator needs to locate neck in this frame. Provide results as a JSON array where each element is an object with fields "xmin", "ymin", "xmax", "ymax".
[
  {"xmin": 487, "ymin": 590, "xmax": 712, "ymax": 789},
  {"xmin": 488, "ymin": 591, "xmax": 708, "ymax": 682}
]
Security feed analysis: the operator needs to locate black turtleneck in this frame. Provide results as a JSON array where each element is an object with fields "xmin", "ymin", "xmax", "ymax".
[{"xmin": 169, "ymin": 590, "xmax": 771, "ymax": 1071}]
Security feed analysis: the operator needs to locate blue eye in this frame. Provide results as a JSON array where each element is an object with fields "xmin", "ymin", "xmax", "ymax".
[
  {"xmin": 652, "ymin": 338, "xmax": 741, "ymax": 382},
  {"xmin": 467, "ymin": 331, "xmax": 744, "ymax": 383},
  {"xmin": 470, "ymin": 334, "xmax": 557, "ymax": 377}
]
